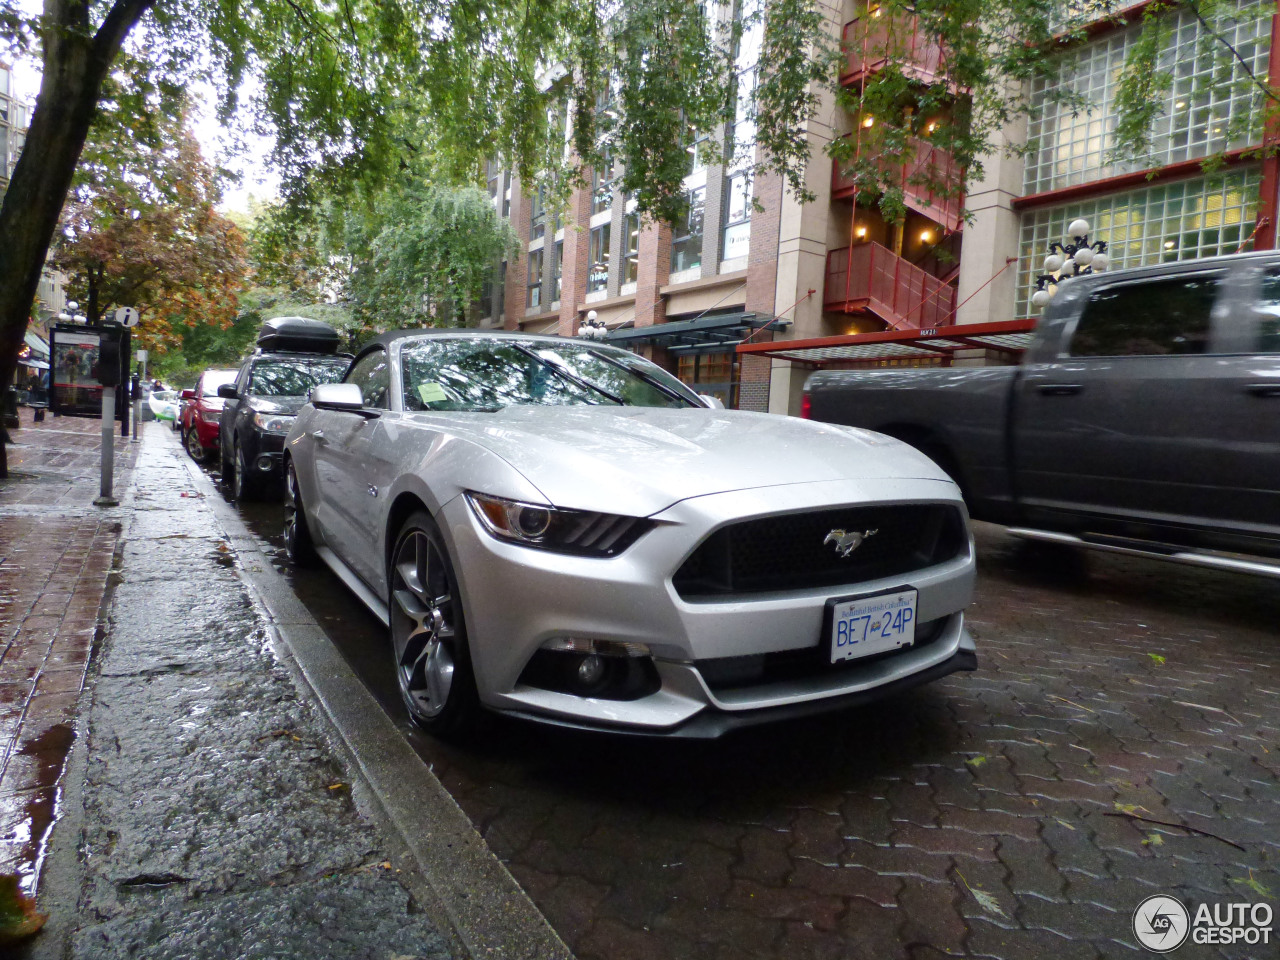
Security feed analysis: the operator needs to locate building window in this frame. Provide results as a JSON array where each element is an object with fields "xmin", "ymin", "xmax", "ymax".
[
  {"xmin": 530, "ymin": 186, "xmax": 547, "ymax": 241},
  {"xmin": 588, "ymin": 224, "xmax": 611, "ymax": 293},
  {"xmin": 677, "ymin": 352, "xmax": 735, "ymax": 408},
  {"xmin": 528, "ymin": 248, "xmax": 544, "ymax": 309},
  {"xmin": 551, "ymin": 240, "xmax": 563, "ymax": 302},
  {"xmin": 671, "ymin": 187, "xmax": 705, "ymax": 274},
  {"xmin": 1015, "ymin": 167, "xmax": 1260, "ymax": 317},
  {"xmin": 1025, "ymin": 0, "xmax": 1270, "ymax": 195},
  {"xmin": 592, "ymin": 149, "xmax": 614, "ymax": 215},
  {"xmin": 623, "ymin": 211, "xmax": 641, "ymax": 284},
  {"xmin": 722, "ymin": 174, "xmax": 752, "ymax": 261}
]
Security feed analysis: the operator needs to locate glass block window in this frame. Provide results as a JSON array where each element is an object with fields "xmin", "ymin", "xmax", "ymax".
[
  {"xmin": 1015, "ymin": 167, "xmax": 1261, "ymax": 317},
  {"xmin": 1025, "ymin": 0, "xmax": 1270, "ymax": 195}
]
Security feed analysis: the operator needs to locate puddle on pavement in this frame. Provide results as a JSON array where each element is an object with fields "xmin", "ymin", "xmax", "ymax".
[{"xmin": 3, "ymin": 723, "xmax": 74, "ymax": 896}]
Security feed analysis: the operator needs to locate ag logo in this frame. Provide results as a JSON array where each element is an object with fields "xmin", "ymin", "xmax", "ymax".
[{"xmin": 1133, "ymin": 895, "xmax": 1190, "ymax": 952}]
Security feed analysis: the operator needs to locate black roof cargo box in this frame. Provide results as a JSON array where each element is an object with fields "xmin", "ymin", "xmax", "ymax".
[{"xmin": 257, "ymin": 316, "xmax": 341, "ymax": 354}]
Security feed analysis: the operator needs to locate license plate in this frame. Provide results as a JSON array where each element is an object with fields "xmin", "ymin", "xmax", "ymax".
[{"xmin": 827, "ymin": 589, "xmax": 917, "ymax": 663}]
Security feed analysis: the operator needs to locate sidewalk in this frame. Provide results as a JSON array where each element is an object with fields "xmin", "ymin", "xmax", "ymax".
[
  {"xmin": 0, "ymin": 408, "xmax": 138, "ymax": 898},
  {"xmin": 1, "ymin": 417, "xmax": 456, "ymax": 957}
]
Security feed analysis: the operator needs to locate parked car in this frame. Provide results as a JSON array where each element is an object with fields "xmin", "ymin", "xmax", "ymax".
[
  {"xmin": 804, "ymin": 250, "xmax": 1280, "ymax": 573},
  {"xmin": 180, "ymin": 369, "xmax": 239, "ymax": 462},
  {"xmin": 283, "ymin": 329, "xmax": 977, "ymax": 739},
  {"xmin": 219, "ymin": 317, "xmax": 352, "ymax": 500}
]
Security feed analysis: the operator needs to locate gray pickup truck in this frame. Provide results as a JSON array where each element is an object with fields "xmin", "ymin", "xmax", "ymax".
[{"xmin": 805, "ymin": 250, "xmax": 1280, "ymax": 572}]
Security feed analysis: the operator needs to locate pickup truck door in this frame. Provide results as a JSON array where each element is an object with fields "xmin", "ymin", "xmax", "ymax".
[{"xmin": 1014, "ymin": 268, "xmax": 1237, "ymax": 532}]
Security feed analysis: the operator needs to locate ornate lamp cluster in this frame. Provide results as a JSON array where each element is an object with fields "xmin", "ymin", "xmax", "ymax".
[
  {"xmin": 577, "ymin": 310, "xmax": 608, "ymax": 340},
  {"xmin": 57, "ymin": 300, "xmax": 88, "ymax": 323},
  {"xmin": 1031, "ymin": 218, "xmax": 1109, "ymax": 309}
]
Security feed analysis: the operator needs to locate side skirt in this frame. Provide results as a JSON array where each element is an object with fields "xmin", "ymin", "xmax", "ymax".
[{"xmin": 315, "ymin": 545, "xmax": 391, "ymax": 626}]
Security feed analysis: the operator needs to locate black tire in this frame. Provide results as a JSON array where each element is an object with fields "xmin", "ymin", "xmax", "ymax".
[
  {"xmin": 283, "ymin": 458, "xmax": 318, "ymax": 567},
  {"xmin": 185, "ymin": 423, "xmax": 208, "ymax": 463},
  {"xmin": 232, "ymin": 439, "xmax": 261, "ymax": 502},
  {"xmin": 388, "ymin": 511, "xmax": 480, "ymax": 738}
]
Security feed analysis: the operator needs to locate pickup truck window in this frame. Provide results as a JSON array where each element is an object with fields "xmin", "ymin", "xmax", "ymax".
[
  {"xmin": 1069, "ymin": 275, "xmax": 1218, "ymax": 358},
  {"xmin": 1255, "ymin": 273, "xmax": 1280, "ymax": 353}
]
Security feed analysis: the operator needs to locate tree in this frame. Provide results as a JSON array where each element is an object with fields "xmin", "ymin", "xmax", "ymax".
[
  {"xmin": 343, "ymin": 184, "xmax": 519, "ymax": 329},
  {"xmin": 51, "ymin": 112, "xmax": 248, "ymax": 354}
]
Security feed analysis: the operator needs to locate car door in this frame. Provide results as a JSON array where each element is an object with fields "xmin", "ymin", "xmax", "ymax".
[
  {"xmin": 310, "ymin": 348, "xmax": 394, "ymax": 588},
  {"xmin": 1014, "ymin": 267, "xmax": 1232, "ymax": 534}
]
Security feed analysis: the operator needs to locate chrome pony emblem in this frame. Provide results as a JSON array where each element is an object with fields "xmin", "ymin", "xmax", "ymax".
[{"xmin": 824, "ymin": 528, "xmax": 878, "ymax": 557}]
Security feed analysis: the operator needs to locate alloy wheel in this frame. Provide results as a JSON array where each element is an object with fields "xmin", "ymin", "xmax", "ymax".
[{"xmin": 390, "ymin": 529, "xmax": 457, "ymax": 719}]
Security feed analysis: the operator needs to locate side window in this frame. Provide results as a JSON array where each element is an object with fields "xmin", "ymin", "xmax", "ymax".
[
  {"xmin": 346, "ymin": 350, "xmax": 391, "ymax": 408},
  {"xmin": 1069, "ymin": 275, "xmax": 1220, "ymax": 357},
  {"xmin": 1254, "ymin": 272, "xmax": 1280, "ymax": 354}
]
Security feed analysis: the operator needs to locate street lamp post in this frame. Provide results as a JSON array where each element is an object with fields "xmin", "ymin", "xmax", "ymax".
[
  {"xmin": 1031, "ymin": 218, "xmax": 1110, "ymax": 309},
  {"xmin": 577, "ymin": 309, "xmax": 608, "ymax": 340}
]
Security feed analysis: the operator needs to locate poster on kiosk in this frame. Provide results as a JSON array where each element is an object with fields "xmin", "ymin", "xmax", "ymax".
[{"xmin": 48, "ymin": 323, "xmax": 130, "ymax": 421}]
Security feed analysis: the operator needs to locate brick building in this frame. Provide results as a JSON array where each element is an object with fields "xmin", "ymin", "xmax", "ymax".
[{"xmin": 481, "ymin": 0, "xmax": 1279, "ymax": 415}]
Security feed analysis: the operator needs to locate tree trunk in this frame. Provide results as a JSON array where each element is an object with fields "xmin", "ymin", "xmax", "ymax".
[{"xmin": 0, "ymin": 0, "xmax": 154, "ymax": 478}]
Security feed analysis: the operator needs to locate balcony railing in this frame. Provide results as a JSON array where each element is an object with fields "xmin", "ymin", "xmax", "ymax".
[
  {"xmin": 831, "ymin": 134, "xmax": 964, "ymax": 233},
  {"xmin": 841, "ymin": 12, "xmax": 946, "ymax": 85},
  {"xmin": 824, "ymin": 242, "xmax": 957, "ymax": 330}
]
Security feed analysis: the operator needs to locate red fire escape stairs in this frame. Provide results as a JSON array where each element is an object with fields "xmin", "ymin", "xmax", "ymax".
[
  {"xmin": 840, "ymin": 12, "xmax": 947, "ymax": 88},
  {"xmin": 831, "ymin": 135, "xmax": 965, "ymax": 235},
  {"xmin": 824, "ymin": 243, "xmax": 958, "ymax": 332}
]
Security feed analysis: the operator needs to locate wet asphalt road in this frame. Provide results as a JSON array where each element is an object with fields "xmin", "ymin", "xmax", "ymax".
[{"xmin": 209, "ymin": 462, "xmax": 1280, "ymax": 960}]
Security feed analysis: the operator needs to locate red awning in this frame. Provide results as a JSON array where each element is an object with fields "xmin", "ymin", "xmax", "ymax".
[{"xmin": 736, "ymin": 318, "xmax": 1036, "ymax": 367}]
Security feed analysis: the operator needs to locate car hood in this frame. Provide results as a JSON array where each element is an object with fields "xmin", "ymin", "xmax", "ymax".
[{"xmin": 406, "ymin": 405, "xmax": 951, "ymax": 516}]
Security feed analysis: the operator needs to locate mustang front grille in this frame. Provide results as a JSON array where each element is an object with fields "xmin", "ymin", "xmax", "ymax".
[{"xmin": 672, "ymin": 503, "xmax": 967, "ymax": 600}]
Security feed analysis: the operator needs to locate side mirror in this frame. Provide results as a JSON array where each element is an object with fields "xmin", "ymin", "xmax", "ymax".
[
  {"xmin": 699, "ymin": 394, "xmax": 725, "ymax": 410},
  {"xmin": 180, "ymin": 389, "xmax": 196, "ymax": 401},
  {"xmin": 311, "ymin": 382, "xmax": 365, "ymax": 412},
  {"xmin": 217, "ymin": 383, "xmax": 239, "ymax": 400}
]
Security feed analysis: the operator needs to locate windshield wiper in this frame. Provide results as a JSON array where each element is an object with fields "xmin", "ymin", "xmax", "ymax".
[
  {"xmin": 587, "ymin": 350, "xmax": 696, "ymax": 407},
  {"xmin": 511, "ymin": 344, "xmax": 625, "ymax": 405}
]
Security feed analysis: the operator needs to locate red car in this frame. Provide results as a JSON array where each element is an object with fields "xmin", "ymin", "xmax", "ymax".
[{"xmin": 180, "ymin": 368, "xmax": 239, "ymax": 463}]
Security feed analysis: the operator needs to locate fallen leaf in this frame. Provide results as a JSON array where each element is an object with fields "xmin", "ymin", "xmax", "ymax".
[
  {"xmin": 1146, "ymin": 653, "xmax": 1166, "ymax": 665},
  {"xmin": 327, "ymin": 783, "xmax": 345, "ymax": 791},
  {"xmin": 1142, "ymin": 833, "xmax": 1164, "ymax": 847},
  {"xmin": 0, "ymin": 874, "xmax": 47, "ymax": 946},
  {"xmin": 966, "ymin": 756, "xmax": 988, "ymax": 768},
  {"xmin": 1232, "ymin": 872, "xmax": 1274, "ymax": 900},
  {"xmin": 955, "ymin": 869, "xmax": 1009, "ymax": 919},
  {"xmin": 1054, "ymin": 818, "xmax": 1076, "ymax": 831},
  {"xmin": 1114, "ymin": 803, "xmax": 1150, "ymax": 816}
]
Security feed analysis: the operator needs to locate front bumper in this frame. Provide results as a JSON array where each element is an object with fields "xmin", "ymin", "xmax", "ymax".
[{"xmin": 441, "ymin": 477, "xmax": 977, "ymax": 736}]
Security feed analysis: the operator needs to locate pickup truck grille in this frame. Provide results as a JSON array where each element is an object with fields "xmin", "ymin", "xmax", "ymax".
[{"xmin": 672, "ymin": 503, "xmax": 967, "ymax": 600}]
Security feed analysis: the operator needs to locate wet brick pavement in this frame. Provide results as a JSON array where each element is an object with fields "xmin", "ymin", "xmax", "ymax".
[
  {"xmin": 242, "ymin": 483, "xmax": 1280, "ymax": 960},
  {"xmin": 0, "ymin": 407, "xmax": 138, "ymax": 893}
]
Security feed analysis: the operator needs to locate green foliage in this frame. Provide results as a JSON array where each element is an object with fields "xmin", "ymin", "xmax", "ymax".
[{"xmin": 345, "ymin": 184, "xmax": 519, "ymax": 330}]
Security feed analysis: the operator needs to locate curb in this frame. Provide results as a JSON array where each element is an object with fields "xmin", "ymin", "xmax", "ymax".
[{"xmin": 173, "ymin": 434, "xmax": 573, "ymax": 960}]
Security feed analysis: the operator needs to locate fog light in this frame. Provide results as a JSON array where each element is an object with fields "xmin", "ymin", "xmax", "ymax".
[
  {"xmin": 577, "ymin": 655, "xmax": 605, "ymax": 686},
  {"xmin": 256, "ymin": 455, "xmax": 274, "ymax": 472}
]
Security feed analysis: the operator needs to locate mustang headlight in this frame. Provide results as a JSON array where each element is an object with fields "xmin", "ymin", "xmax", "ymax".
[
  {"xmin": 465, "ymin": 492, "xmax": 652, "ymax": 557},
  {"xmin": 253, "ymin": 412, "xmax": 296, "ymax": 435}
]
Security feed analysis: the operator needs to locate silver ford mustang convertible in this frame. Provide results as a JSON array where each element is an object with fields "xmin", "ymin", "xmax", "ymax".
[{"xmin": 283, "ymin": 329, "xmax": 977, "ymax": 738}]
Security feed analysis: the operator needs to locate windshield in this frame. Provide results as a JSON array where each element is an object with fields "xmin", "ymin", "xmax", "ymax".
[
  {"xmin": 201, "ymin": 370, "xmax": 238, "ymax": 394},
  {"xmin": 400, "ymin": 338, "xmax": 701, "ymax": 412},
  {"xmin": 249, "ymin": 357, "xmax": 351, "ymax": 397}
]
